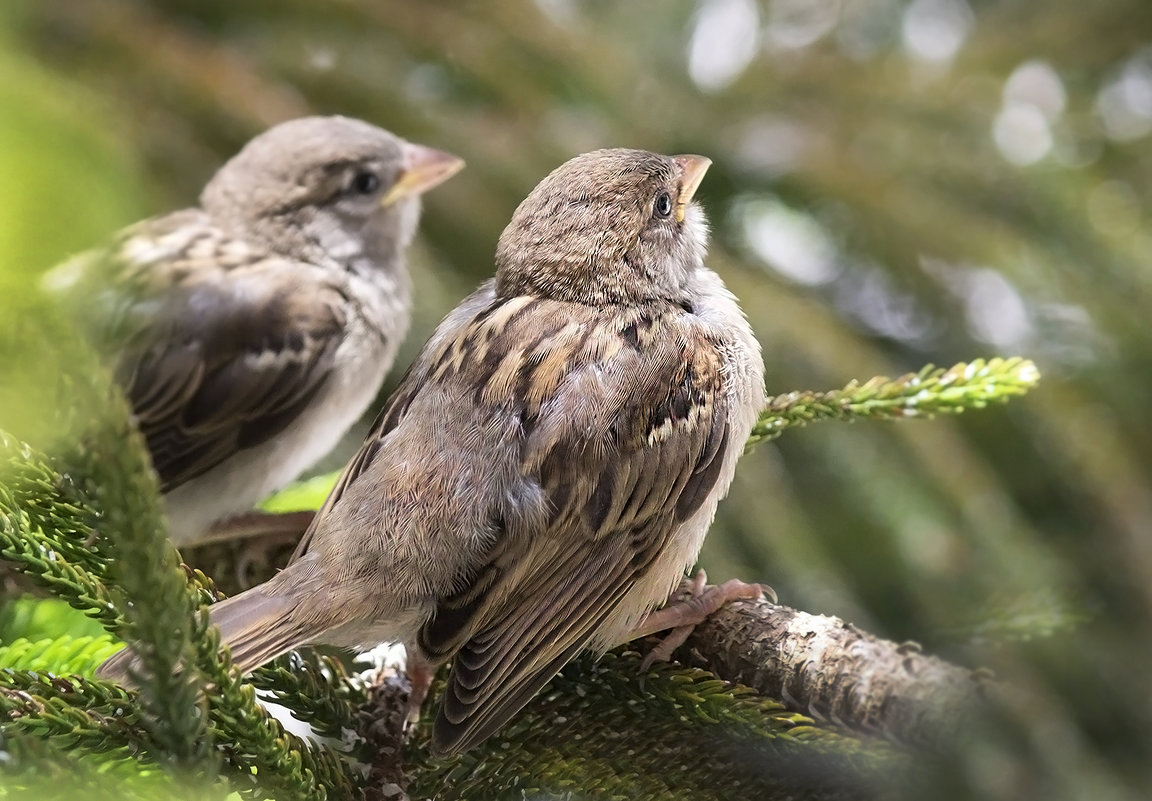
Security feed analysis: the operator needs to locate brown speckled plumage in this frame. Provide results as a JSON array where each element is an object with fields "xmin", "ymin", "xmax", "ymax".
[
  {"xmin": 99, "ymin": 147, "xmax": 765, "ymax": 754},
  {"xmin": 50, "ymin": 116, "xmax": 462, "ymax": 544}
]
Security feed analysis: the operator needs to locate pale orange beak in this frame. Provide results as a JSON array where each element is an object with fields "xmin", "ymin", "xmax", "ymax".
[
  {"xmin": 380, "ymin": 143, "xmax": 465, "ymax": 207},
  {"xmin": 671, "ymin": 154, "xmax": 712, "ymax": 223}
]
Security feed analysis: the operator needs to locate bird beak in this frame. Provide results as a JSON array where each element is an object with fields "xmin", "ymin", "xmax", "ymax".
[
  {"xmin": 671, "ymin": 154, "xmax": 712, "ymax": 223},
  {"xmin": 380, "ymin": 143, "xmax": 465, "ymax": 207}
]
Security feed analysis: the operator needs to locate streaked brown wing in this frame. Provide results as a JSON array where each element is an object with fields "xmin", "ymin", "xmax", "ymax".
[
  {"xmin": 417, "ymin": 301, "xmax": 729, "ymax": 754},
  {"xmin": 120, "ymin": 275, "xmax": 346, "ymax": 490},
  {"xmin": 68, "ymin": 215, "xmax": 350, "ymax": 491}
]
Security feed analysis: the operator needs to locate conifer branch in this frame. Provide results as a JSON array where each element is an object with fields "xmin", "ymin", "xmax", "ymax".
[
  {"xmin": 179, "ymin": 566, "xmax": 370, "ymax": 754},
  {"xmin": 402, "ymin": 651, "xmax": 900, "ymax": 801},
  {"xmin": 674, "ymin": 588, "xmax": 995, "ymax": 751},
  {"xmin": 0, "ymin": 437, "xmax": 111, "ymax": 578},
  {"xmin": 62, "ymin": 392, "xmax": 217, "ymax": 780},
  {"xmin": 0, "ymin": 443, "xmax": 124, "ymax": 630},
  {"xmin": 0, "ymin": 354, "xmax": 1041, "ymax": 799},
  {"xmin": 746, "ymin": 358, "xmax": 1040, "ymax": 450},
  {"xmin": 0, "ymin": 670, "xmax": 145, "ymax": 757},
  {"xmin": 250, "ymin": 651, "xmax": 369, "ymax": 747},
  {"xmin": 1, "ymin": 313, "xmax": 218, "ymax": 783},
  {"xmin": 0, "ymin": 659, "xmax": 359, "ymax": 801},
  {"xmin": 184, "ymin": 614, "xmax": 363, "ymax": 801}
]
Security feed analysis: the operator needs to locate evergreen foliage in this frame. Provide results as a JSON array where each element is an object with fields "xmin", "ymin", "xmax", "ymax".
[
  {"xmin": 746, "ymin": 359, "xmax": 1040, "ymax": 450},
  {"xmin": 3, "ymin": 1, "xmax": 1146, "ymax": 796},
  {"xmin": 0, "ymin": 344, "xmax": 1036, "ymax": 798}
]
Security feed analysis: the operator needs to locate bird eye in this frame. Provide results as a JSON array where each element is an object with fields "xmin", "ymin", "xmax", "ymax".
[
  {"xmin": 350, "ymin": 170, "xmax": 380, "ymax": 195},
  {"xmin": 654, "ymin": 191, "xmax": 673, "ymax": 218}
]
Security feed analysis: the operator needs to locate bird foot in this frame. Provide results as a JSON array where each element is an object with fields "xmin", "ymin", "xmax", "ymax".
[{"xmin": 631, "ymin": 570, "xmax": 770, "ymax": 671}]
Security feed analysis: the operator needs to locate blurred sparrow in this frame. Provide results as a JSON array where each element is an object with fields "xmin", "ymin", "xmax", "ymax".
[
  {"xmin": 49, "ymin": 116, "xmax": 463, "ymax": 546},
  {"xmin": 100, "ymin": 148, "xmax": 765, "ymax": 753}
]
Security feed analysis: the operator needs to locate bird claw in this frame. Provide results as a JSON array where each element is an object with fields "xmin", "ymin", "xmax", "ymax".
[
  {"xmin": 639, "ymin": 623, "xmax": 695, "ymax": 671},
  {"xmin": 633, "ymin": 570, "xmax": 767, "ymax": 670}
]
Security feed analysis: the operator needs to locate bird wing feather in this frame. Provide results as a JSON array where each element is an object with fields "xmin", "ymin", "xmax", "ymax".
[
  {"xmin": 61, "ymin": 212, "xmax": 349, "ymax": 491},
  {"xmin": 405, "ymin": 295, "xmax": 730, "ymax": 753},
  {"xmin": 278, "ymin": 284, "xmax": 731, "ymax": 754}
]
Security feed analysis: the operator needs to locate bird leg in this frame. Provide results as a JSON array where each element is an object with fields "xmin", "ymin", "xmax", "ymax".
[
  {"xmin": 629, "ymin": 570, "xmax": 769, "ymax": 671},
  {"xmin": 198, "ymin": 510, "xmax": 316, "ymax": 545},
  {"xmin": 404, "ymin": 654, "xmax": 436, "ymax": 731}
]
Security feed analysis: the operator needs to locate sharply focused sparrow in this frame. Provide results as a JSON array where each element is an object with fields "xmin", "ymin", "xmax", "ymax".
[
  {"xmin": 100, "ymin": 147, "xmax": 766, "ymax": 753},
  {"xmin": 49, "ymin": 116, "xmax": 463, "ymax": 546}
]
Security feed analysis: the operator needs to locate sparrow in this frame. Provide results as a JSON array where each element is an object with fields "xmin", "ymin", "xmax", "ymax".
[
  {"xmin": 47, "ymin": 116, "xmax": 464, "ymax": 546},
  {"xmin": 99, "ymin": 147, "xmax": 766, "ymax": 754}
]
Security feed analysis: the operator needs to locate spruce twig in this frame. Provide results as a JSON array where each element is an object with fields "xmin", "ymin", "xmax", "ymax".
[
  {"xmin": 0, "ymin": 669, "xmax": 336, "ymax": 800},
  {"xmin": 181, "ymin": 563, "xmax": 368, "ymax": 753},
  {"xmin": 0, "ymin": 312, "xmax": 219, "ymax": 786},
  {"xmin": 406, "ymin": 651, "xmax": 899, "ymax": 801},
  {"xmin": 0, "ymin": 353, "xmax": 1042, "ymax": 799},
  {"xmin": 0, "ymin": 436, "xmax": 111, "ymax": 579},
  {"xmin": 183, "ymin": 609, "xmax": 363, "ymax": 801},
  {"xmin": 68, "ymin": 391, "xmax": 216, "ymax": 781},
  {"xmin": 746, "ymin": 358, "xmax": 1041, "ymax": 450},
  {"xmin": 0, "ymin": 670, "xmax": 144, "ymax": 756},
  {"xmin": 250, "ymin": 651, "xmax": 369, "ymax": 746},
  {"xmin": 0, "ymin": 440, "xmax": 124, "ymax": 630}
]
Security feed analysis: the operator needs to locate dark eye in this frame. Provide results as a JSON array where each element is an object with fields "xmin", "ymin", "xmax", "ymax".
[
  {"xmin": 350, "ymin": 170, "xmax": 380, "ymax": 195},
  {"xmin": 654, "ymin": 191, "xmax": 673, "ymax": 218}
]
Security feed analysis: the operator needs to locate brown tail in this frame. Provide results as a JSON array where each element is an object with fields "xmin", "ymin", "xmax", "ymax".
[
  {"xmin": 209, "ymin": 586, "xmax": 305, "ymax": 674},
  {"xmin": 96, "ymin": 585, "xmax": 304, "ymax": 684},
  {"xmin": 94, "ymin": 642, "xmax": 145, "ymax": 684}
]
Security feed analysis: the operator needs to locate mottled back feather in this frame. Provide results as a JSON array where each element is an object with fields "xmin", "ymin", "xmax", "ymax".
[{"xmin": 304, "ymin": 279, "xmax": 731, "ymax": 754}]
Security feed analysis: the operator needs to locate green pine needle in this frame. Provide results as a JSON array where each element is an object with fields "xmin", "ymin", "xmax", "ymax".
[
  {"xmin": 0, "ymin": 670, "xmax": 145, "ymax": 758},
  {"xmin": 0, "ymin": 472, "xmax": 125, "ymax": 631},
  {"xmin": 250, "ymin": 650, "xmax": 368, "ymax": 747},
  {"xmin": 408, "ymin": 651, "xmax": 896, "ymax": 801},
  {"xmin": 746, "ymin": 357, "xmax": 1041, "ymax": 451},
  {"xmin": 0, "ymin": 354, "xmax": 1039, "ymax": 799}
]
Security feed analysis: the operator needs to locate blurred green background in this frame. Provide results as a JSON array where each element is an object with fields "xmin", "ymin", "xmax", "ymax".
[{"xmin": 1, "ymin": 0, "xmax": 1151, "ymax": 798}]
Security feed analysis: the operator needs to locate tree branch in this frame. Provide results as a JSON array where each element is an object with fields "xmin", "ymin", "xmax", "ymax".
[
  {"xmin": 346, "ymin": 584, "xmax": 991, "ymax": 798},
  {"xmin": 0, "ymin": 354, "xmax": 1038, "ymax": 799},
  {"xmin": 670, "ymin": 585, "xmax": 995, "ymax": 751}
]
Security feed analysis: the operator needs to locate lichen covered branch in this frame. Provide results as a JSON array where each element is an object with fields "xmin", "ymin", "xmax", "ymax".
[{"xmin": 672, "ymin": 587, "xmax": 995, "ymax": 751}]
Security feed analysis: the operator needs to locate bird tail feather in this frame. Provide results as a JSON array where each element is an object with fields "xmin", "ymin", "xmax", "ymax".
[
  {"xmin": 209, "ymin": 587, "xmax": 304, "ymax": 675},
  {"xmin": 96, "ymin": 586, "xmax": 304, "ymax": 683}
]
